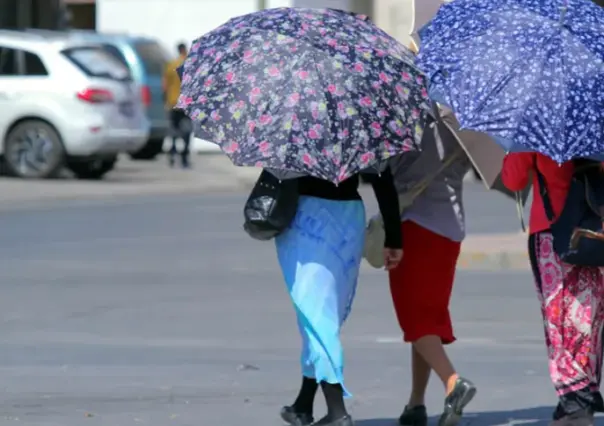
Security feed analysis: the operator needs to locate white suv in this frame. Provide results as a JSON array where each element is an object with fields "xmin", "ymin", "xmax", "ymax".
[{"xmin": 0, "ymin": 30, "xmax": 150, "ymax": 179}]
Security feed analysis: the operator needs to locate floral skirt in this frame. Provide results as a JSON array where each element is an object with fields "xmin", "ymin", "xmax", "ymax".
[{"xmin": 528, "ymin": 232, "xmax": 604, "ymax": 418}]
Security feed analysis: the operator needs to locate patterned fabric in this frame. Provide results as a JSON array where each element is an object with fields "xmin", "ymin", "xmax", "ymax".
[
  {"xmin": 275, "ymin": 196, "xmax": 366, "ymax": 396},
  {"xmin": 416, "ymin": 0, "xmax": 604, "ymax": 163},
  {"xmin": 178, "ymin": 7, "xmax": 430, "ymax": 184},
  {"xmin": 528, "ymin": 232, "xmax": 604, "ymax": 416}
]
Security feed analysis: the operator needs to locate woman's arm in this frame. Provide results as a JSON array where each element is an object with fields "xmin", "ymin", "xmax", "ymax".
[
  {"xmin": 365, "ymin": 168, "xmax": 402, "ymax": 249},
  {"xmin": 501, "ymin": 152, "xmax": 535, "ymax": 191}
]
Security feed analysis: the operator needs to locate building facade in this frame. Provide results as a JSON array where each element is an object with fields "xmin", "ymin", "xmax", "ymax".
[{"xmin": 94, "ymin": 0, "xmax": 416, "ymax": 55}]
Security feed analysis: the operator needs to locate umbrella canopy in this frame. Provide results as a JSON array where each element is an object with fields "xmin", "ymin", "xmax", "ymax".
[
  {"xmin": 417, "ymin": 0, "xmax": 604, "ymax": 163},
  {"xmin": 177, "ymin": 7, "xmax": 430, "ymax": 184},
  {"xmin": 437, "ymin": 106, "xmax": 531, "ymax": 204}
]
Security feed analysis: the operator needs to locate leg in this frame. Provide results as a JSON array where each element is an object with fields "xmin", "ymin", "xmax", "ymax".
[
  {"xmin": 179, "ymin": 113, "xmax": 192, "ymax": 168},
  {"xmin": 280, "ymin": 373, "xmax": 318, "ymax": 426},
  {"xmin": 399, "ymin": 346, "xmax": 431, "ymax": 426},
  {"xmin": 408, "ymin": 345, "xmax": 431, "ymax": 407},
  {"xmin": 412, "ymin": 336, "xmax": 456, "ymax": 392},
  {"xmin": 168, "ymin": 110, "xmax": 179, "ymax": 166},
  {"xmin": 528, "ymin": 233, "xmax": 600, "ymax": 424},
  {"xmin": 389, "ymin": 222, "xmax": 475, "ymax": 426},
  {"xmin": 286, "ymin": 314, "xmax": 319, "ymax": 419}
]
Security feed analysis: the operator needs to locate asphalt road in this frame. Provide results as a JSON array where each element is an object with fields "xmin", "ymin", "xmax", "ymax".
[{"xmin": 0, "ymin": 188, "xmax": 580, "ymax": 426}]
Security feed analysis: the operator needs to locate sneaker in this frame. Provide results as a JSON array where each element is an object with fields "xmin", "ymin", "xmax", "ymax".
[
  {"xmin": 280, "ymin": 405, "xmax": 314, "ymax": 426},
  {"xmin": 438, "ymin": 377, "xmax": 477, "ymax": 426},
  {"xmin": 399, "ymin": 405, "xmax": 428, "ymax": 426}
]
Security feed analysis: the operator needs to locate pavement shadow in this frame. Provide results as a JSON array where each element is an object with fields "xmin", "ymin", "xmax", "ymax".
[{"xmin": 355, "ymin": 406, "xmax": 604, "ymax": 426}]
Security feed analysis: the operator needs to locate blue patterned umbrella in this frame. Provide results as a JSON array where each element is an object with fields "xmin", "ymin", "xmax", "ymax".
[
  {"xmin": 417, "ymin": 0, "xmax": 604, "ymax": 162},
  {"xmin": 177, "ymin": 7, "xmax": 430, "ymax": 184}
]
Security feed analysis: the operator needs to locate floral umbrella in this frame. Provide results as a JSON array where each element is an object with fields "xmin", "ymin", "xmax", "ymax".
[{"xmin": 177, "ymin": 7, "xmax": 430, "ymax": 183}]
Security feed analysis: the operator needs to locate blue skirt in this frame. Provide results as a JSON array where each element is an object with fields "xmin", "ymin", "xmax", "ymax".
[{"xmin": 275, "ymin": 196, "xmax": 366, "ymax": 397}]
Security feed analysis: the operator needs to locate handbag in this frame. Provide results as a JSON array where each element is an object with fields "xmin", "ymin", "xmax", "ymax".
[
  {"xmin": 243, "ymin": 169, "xmax": 299, "ymax": 241},
  {"xmin": 535, "ymin": 160, "xmax": 604, "ymax": 267}
]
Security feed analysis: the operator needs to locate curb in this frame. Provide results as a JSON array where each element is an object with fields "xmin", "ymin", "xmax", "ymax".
[
  {"xmin": 361, "ymin": 249, "xmax": 529, "ymax": 272},
  {"xmin": 362, "ymin": 234, "xmax": 530, "ymax": 272},
  {"xmin": 456, "ymin": 249, "xmax": 529, "ymax": 271},
  {"xmin": 457, "ymin": 233, "xmax": 529, "ymax": 271}
]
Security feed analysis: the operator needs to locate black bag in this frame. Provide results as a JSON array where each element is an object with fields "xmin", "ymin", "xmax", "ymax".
[
  {"xmin": 243, "ymin": 170, "xmax": 299, "ymax": 241},
  {"xmin": 535, "ymin": 160, "xmax": 604, "ymax": 266}
]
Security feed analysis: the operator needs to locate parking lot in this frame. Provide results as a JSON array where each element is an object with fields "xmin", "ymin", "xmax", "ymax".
[{"xmin": 0, "ymin": 153, "xmax": 261, "ymax": 208}]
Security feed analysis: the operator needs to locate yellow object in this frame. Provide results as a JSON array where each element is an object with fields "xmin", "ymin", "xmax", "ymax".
[{"xmin": 164, "ymin": 56, "xmax": 185, "ymax": 109}]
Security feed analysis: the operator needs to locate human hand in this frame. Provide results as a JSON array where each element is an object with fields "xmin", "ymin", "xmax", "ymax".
[{"xmin": 383, "ymin": 248, "xmax": 403, "ymax": 270}]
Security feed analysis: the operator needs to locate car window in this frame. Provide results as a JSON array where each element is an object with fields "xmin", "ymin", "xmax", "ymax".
[
  {"xmin": 62, "ymin": 46, "xmax": 132, "ymax": 81},
  {"xmin": 23, "ymin": 51, "xmax": 48, "ymax": 76},
  {"xmin": 132, "ymin": 41, "xmax": 168, "ymax": 75},
  {"xmin": 102, "ymin": 44, "xmax": 129, "ymax": 67},
  {"xmin": 0, "ymin": 47, "xmax": 18, "ymax": 76}
]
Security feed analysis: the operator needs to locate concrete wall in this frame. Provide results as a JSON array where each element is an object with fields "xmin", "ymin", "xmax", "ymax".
[
  {"xmin": 97, "ymin": 0, "xmax": 426, "ymax": 53},
  {"xmin": 291, "ymin": 0, "xmax": 417, "ymax": 47},
  {"xmin": 372, "ymin": 0, "xmax": 414, "ymax": 47}
]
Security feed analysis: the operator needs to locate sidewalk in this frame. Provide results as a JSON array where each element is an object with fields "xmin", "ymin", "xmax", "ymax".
[{"xmin": 457, "ymin": 232, "xmax": 529, "ymax": 271}]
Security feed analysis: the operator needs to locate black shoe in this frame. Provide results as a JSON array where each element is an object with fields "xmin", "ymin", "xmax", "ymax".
[
  {"xmin": 438, "ymin": 377, "xmax": 477, "ymax": 426},
  {"xmin": 280, "ymin": 406, "xmax": 314, "ymax": 426},
  {"xmin": 399, "ymin": 405, "xmax": 428, "ymax": 426},
  {"xmin": 312, "ymin": 414, "xmax": 354, "ymax": 426}
]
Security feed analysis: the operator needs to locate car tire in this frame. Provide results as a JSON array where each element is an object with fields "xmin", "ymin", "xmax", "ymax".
[
  {"xmin": 129, "ymin": 137, "xmax": 164, "ymax": 160},
  {"xmin": 67, "ymin": 156, "xmax": 117, "ymax": 180},
  {"xmin": 3, "ymin": 119, "xmax": 65, "ymax": 179}
]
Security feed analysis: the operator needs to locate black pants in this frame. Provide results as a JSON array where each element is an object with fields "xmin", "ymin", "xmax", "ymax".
[{"xmin": 169, "ymin": 109, "xmax": 191, "ymax": 163}]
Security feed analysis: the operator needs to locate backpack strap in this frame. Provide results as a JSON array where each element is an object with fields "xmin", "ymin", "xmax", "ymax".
[{"xmin": 533, "ymin": 156, "xmax": 556, "ymax": 224}]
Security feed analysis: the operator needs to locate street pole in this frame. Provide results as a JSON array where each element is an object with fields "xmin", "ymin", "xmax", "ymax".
[{"xmin": 257, "ymin": 0, "xmax": 267, "ymax": 10}]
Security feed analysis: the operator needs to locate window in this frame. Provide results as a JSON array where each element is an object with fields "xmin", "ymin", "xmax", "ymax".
[
  {"xmin": 132, "ymin": 41, "xmax": 169, "ymax": 75},
  {"xmin": 102, "ymin": 44, "xmax": 129, "ymax": 67},
  {"xmin": 0, "ymin": 47, "xmax": 18, "ymax": 76},
  {"xmin": 62, "ymin": 46, "xmax": 132, "ymax": 81},
  {"xmin": 23, "ymin": 52, "xmax": 48, "ymax": 76}
]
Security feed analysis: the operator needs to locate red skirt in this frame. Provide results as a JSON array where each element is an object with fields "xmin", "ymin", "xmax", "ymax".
[{"xmin": 388, "ymin": 221, "xmax": 461, "ymax": 344}]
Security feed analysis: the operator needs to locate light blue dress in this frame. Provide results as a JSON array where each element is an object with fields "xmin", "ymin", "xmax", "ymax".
[{"xmin": 275, "ymin": 195, "xmax": 366, "ymax": 397}]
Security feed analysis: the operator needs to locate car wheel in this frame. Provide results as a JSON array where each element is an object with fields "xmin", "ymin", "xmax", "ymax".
[
  {"xmin": 129, "ymin": 137, "xmax": 164, "ymax": 160},
  {"xmin": 67, "ymin": 156, "xmax": 117, "ymax": 180},
  {"xmin": 4, "ymin": 120, "xmax": 65, "ymax": 179}
]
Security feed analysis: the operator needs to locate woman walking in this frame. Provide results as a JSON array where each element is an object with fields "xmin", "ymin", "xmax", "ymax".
[
  {"xmin": 277, "ymin": 170, "xmax": 403, "ymax": 426},
  {"xmin": 387, "ymin": 109, "xmax": 476, "ymax": 426},
  {"xmin": 502, "ymin": 153, "xmax": 604, "ymax": 426}
]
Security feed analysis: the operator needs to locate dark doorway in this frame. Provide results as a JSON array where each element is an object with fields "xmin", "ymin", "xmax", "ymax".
[
  {"xmin": 0, "ymin": 0, "xmax": 69, "ymax": 30},
  {"xmin": 65, "ymin": 2, "xmax": 96, "ymax": 29}
]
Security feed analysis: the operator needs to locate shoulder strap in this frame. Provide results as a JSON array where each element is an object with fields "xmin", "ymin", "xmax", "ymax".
[
  {"xmin": 533, "ymin": 156, "xmax": 556, "ymax": 223},
  {"xmin": 406, "ymin": 104, "xmax": 464, "ymax": 199}
]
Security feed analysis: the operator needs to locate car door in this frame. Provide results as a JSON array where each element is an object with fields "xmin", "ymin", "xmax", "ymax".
[{"xmin": 0, "ymin": 46, "xmax": 19, "ymax": 142}]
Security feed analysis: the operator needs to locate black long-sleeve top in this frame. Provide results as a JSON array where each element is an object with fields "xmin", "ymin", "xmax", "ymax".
[{"xmin": 297, "ymin": 168, "xmax": 402, "ymax": 249}]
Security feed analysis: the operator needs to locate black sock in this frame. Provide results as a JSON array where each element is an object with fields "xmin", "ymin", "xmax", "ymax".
[
  {"xmin": 293, "ymin": 376, "xmax": 318, "ymax": 415},
  {"xmin": 320, "ymin": 381, "xmax": 347, "ymax": 419}
]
